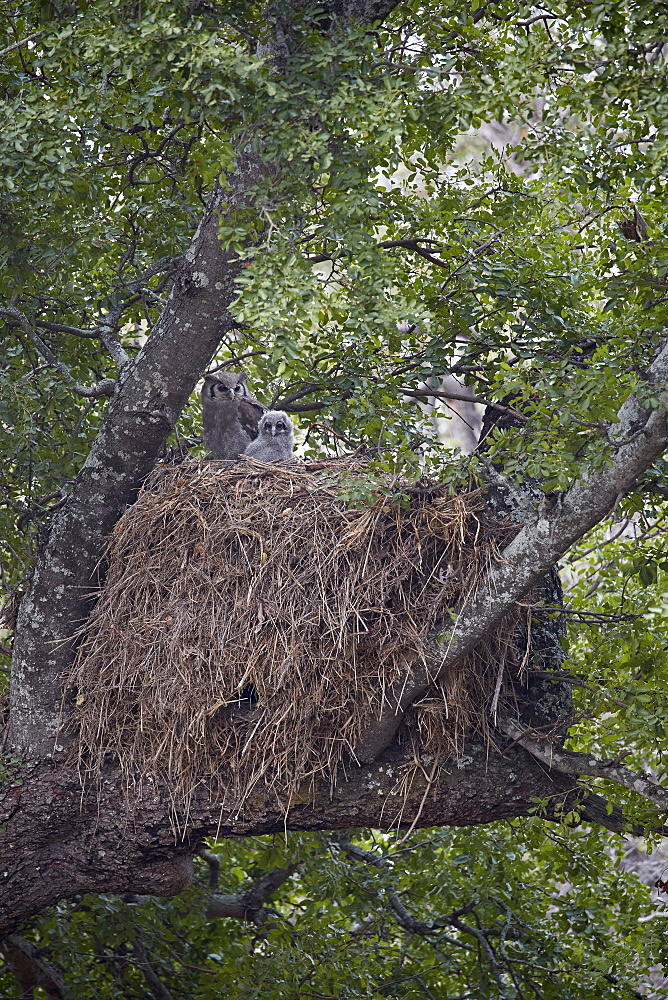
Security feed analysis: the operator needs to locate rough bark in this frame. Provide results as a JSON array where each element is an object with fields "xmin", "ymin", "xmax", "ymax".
[
  {"xmin": 4, "ymin": 0, "xmax": 665, "ymax": 933},
  {"xmin": 8, "ymin": 171, "xmax": 257, "ymax": 758},
  {"xmin": 0, "ymin": 736, "xmax": 618, "ymax": 936},
  {"xmin": 354, "ymin": 345, "xmax": 668, "ymax": 761}
]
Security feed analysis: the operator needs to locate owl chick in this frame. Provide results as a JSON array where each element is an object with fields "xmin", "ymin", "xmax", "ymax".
[
  {"xmin": 243, "ymin": 410, "xmax": 294, "ymax": 463},
  {"xmin": 201, "ymin": 372, "xmax": 265, "ymax": 460}
]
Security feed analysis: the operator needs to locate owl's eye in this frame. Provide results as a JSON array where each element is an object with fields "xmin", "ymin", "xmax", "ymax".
[
  {"xmin": 234, "ymin": 384, "xmax": 243, "ymax": 393},
  {"xmin": 276, "ymin": 422, "xmax": 285, "ymax": 430}
]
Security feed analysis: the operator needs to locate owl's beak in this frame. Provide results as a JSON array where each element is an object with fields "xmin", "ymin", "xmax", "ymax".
[{"xmin": 271, "ymin": 426, "xmax": 277, "ymax": 436}]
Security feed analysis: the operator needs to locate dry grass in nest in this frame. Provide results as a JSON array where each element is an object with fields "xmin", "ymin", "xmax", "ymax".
[{"xmin": 68, "ymin": 458, "xmax": 525, "ymax": 809}]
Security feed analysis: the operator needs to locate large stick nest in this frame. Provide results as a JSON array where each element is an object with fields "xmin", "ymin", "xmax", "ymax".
[{"xmin": 69, "ymin": 458, "xmax": 526, "ymax": 807}]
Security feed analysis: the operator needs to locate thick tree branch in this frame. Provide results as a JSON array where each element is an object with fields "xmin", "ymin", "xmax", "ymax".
[
  {"xmin": 8, "ymin": 172, "xmax": 256, "ymax": 756},
  {"xmin": 354, "ymin": 339, "xmax": 668, "ymax": 761},
  {"xmin": 0, "ymin": 738, "xmax": 596, "ymax": 934},
  {"xmin": 501, "ymin": 718, "xmax": 668, "ymax": 813}
]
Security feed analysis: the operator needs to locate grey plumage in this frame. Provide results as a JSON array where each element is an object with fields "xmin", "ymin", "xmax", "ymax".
[
  {"xmin": 201, "ymin": 372, "xmax": 266, "ymax": 460},
  {"xmin": 243, "ymin": 410, "xmax": 294, "ymax": 463}
]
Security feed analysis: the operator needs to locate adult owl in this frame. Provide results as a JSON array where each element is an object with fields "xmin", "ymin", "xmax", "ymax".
[
  {"xmin": 242, "ymin": 410, "xmax": 294, "ymax": 463},
  {"xmin": 201, "ymin": 372, "xmax": 266, "ymax": 460}
]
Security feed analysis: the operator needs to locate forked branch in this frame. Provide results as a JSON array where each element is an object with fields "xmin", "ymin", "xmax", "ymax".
[
  {"xmin": 1, "ymin": 305, "xmax": 117, "ymax": 398},
  {"xmin": 354, "ymin": 337, "xmax": 668, "ymax": 761},
  {"xmin": 501, "ymin": 718, "xmax": 668, "ymax": 813}
]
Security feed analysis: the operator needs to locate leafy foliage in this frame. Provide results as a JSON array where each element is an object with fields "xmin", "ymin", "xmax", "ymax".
[
  {"xmin": 7, "ymin": 825, "xmax": 667, "ymax": 999},
  {"xmin": 3, "ymin": 0, "xmax": 668, "ymax": 995}
]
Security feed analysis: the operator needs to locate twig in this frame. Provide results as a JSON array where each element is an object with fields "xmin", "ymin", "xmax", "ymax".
[
  {"xmin": 205, "ymin": 350, "xmax": 266, "ymax": 375},
  {"xmin": 402, "ymin": 387, "xmax": 528, "ymax": 422},
  {"xmin": 394, "ymin": 758, "xmax": 439, "ymax": 846},
  {"xmin": 0, "ymin": 30, "xmax": 46, "ymax": 60},
  {"xmin": 501, "ymin": 718, "xmax": 668, "ymax": 812}
]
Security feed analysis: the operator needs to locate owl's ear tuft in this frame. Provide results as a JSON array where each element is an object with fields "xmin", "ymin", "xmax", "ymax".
[{"xmin": 237, "ymin": 372, "xmax": 248, "ymax": 383}]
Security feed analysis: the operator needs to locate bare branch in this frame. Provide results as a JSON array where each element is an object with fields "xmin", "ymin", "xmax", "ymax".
[
  {"xmin": 205, "ymin": 349, "xmax": 266, "ymax": 375},
  {"xmin": 205, "ymin": 865, "xmax": 295, "ymax": 923},
  {"xmin": 0, "ymin": 30, "xmax": 46, "ymax": 60},
  {"xmin": 402, "ymin": 387, "xmax": 528, "ymax": 422},
  {"xmin": 95, "ymin": 304, "xmax": 132, "ymax": 368},
  {"xmin": 132, "ymin": 940, "xmax": 176, "ymax": 1000},
  {"xmin": 199, "ymin": 848, "xmax": 220, "ymax": 892},
  {"xmin": 501, "ymin": 718, "xmax": 668, "ymax": 813},
  {"xmin": 36, "ymin": 321, "xmax": 100, "ymax": 339},
  {"xmin": 0, "ymin": 933, "xmax": 69, "ymax": 999},
  {"xmin": 354, "ymin": 338, "xmax": 668, "ymax": 761},
  {"xmin": 388, "ymin": 889, "xmax": 433, "ymax": 934},
  {"xmin": 129, "ymin": 255, "xmax": 181, "ymax": 287},
  {"xmin": 1, "ymin": 306, "xmax": 116, "ymax": 399}
]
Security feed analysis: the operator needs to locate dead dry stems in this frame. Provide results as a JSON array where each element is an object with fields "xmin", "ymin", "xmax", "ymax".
[{"xmin": 68, "ymin": 458, "xmax": 525, "ymax": 809}]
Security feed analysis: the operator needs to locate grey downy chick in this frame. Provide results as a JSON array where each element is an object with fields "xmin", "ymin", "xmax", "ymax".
[
  {"xmin": 243, "ymin": 410, "xmax": 294, "ymax": 463},
  {"xmin": 201, "ymin": 372, "xmax": 265, "ymax": 460}
]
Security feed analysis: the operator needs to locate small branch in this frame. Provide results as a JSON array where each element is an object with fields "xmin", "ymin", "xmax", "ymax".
[
  {"xmin": 129, "ymin": 255, "xmax": 181, "ymax": 287},
  {"xmin": 281, "ymin": 400, "xmax": 327, "ymax": 413},
  {"xmin": 402, "ymin": 387, "xmax": 528, "ymax": 422},
  {"xmin": 95, "ymin": 312, "xmax": 131, "ymax": 369},
  {"xmin": 377, "ymin": 238, "xmax": 450, "ymax": 268},
  {"xmin": 36, "ymin": 321, "xmax": 100, "ymax": 339},
  {"xmin": 0, "ymin": 30, "xmax": 46, "ymax": 60},
  {"xmin": 1, "ymin": 306, "xmax": 116, "ymax": 398},
  {"xmin": 307, "ymin": 422, "xmax": 354, "ymax": 445},
  {"xmin": 388, "ymin": 890, "xmax": 432, "ymax": 934},
  {"xmin": 33, "ymin": 256, "xmax": 180, "ymax": 364},
  {"xmin": 336, "ymin": 841, "xmax": 488, "ymax": 961},
  {"xmin": 307, "ymin": 236, "xmax": 450, "ymax": 269},
  {"xmin": 132, "ymin": 940, "xmax": 176, "ymax": 1000},
  {"xmin": 449, "ymin": 914, "xmax": 503, "ymax": 986},
  {"xmin": 205, "ymin": 865, "xmax": 295, "ymax": 924},
  {"xmin": 199, "ymin": 849, "xmax": 220, "ymax": 892},
  {"xmin": 272, "ymin": 381, "xmax": 326, "ymax": 410},
  {"xmin": 205, "ymin": 350, "xmax": 266, "ymax": 375},
  {"xmin": 501, "ymin": 718, "xmax": 668, "ymax": 812},
  {"xmin": 0, "ymin": 933, "xmax": 69, "ymax": 999},
  {"xmin": 175, "ymin": 188, "xmax": 200, "ymax": 228}
]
